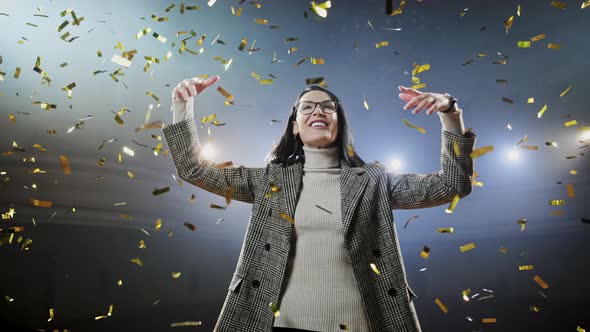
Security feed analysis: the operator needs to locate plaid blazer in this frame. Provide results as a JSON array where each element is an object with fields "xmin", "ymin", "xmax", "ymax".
[{"xmin": 162, "ymin": 117, "xmax": 476, "ymax": 332}]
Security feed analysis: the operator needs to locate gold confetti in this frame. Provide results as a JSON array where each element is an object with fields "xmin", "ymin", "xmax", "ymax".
[
  {"xmin": 550, "ymin": 1, "xmax": 566, "ymax": 9},
  {"xmin": 29, "ymin": 198, "xmax": 52, "ymax": 208},
  {"xmin": 363, "ymin": 95, "xmax": 370, "ymax": 110},
  {"xmin": 518, "ymin": 41, "xmax": 531, "ymax": 48},
  {"xmin": 445, "ymin": 194, "xmax": 460, "ymax": 213},
  {"xmin": 155, "ymin": 218, "xmax": 162, "ymax": 230},
  {"xmin": 117, "ymin": 280, "xmax": 123, "ymax": 286},
  {"xmin": 95, "ymin": 315, "xmax": 107, "ymax": 320},
  {"xmin": 460, "ymin": 242, "xmax": 476, "ymax": 253},
  {"xmin": 420, "ymin": 245, "xmax": 430, "ymax": 259},
  {"xmin": 437, "ymin": 228, "xmax": 454, "ymax": 233},
  {"xmin": 530, "ymin": 306, "xmax": 541, "ymax": 312},
  {"xmin": 13, "ymin": 67, "xmax": 21, "ymax": 79},
  {"xmin": 139, "ymin": 240, "xmax": 146, "ymax": 249},
  {"xmin": 279, "ymin": 211, "xmax": 294, "ymax": 224},
  {"xmin": 170, "ymin": 321, "xmax": 202, "ymax": 327},
  {"xmin": 527, "ymin": 97, "xmax": 535, "ymax": 103},
  {"xmin": 310, "ymin": 57, "xmax": 325, "ymax": 65},
  {"xmin": 560, "ymin": 85, "xmax": 572, "ymax": 97},
  {"xmin": 411, "ymin": 83, "xmax": 426, "ymax": 89},
  {"xmin": 547, "ymin": 43, "xmax": 561, "ymax": 49},
  {"xmin": 461, "ymin": 289, "xmax": 471, "ymax": 302},
  {"xmin": 504, "ymin": 15, "xmax": 514, "ymax": 34},
  {"xmin": 434, "ymin": 298, "xmax": 448, "ymax": 314},
  {"xmin": 570, "ymin": 169, "xmax": 578, "ymax": 175},
  {"xmin": 152, "ymin": 186, "xmax": 170, "ymax": 196},
  {"xmin": 453, "ymin": 140, "xmax": 460, "ymax": 157},
  {"xmin": 402, "ymin": 119, "xmax": 426, "ymax": 134},
  {"xmin": 306, "ymin": 77, "xmax": 324, "ymax": 85},
  {"xmin": 254, "ymin": 18, "xmax": 268, "ymax": 24},
  {"xmin": 217, "ymin": 86, "xmax": 234, "ymax": 101},
  {"xmin": 339, "ymin": 324, "xmax": 350, "ymax": 330},
  {"xmin": 519, "ymin": 265, "xmax": 534, "ymax": 271},
  {"xmin": 285, "ymin": 37, "xmax": 299, "ymax": 43},
  {"xmin": 97, "ymin": 158, "xmax": 106, "ymax": 166},
  {"xmin": 48, "ymin": 308, "xmax": 54, "ymax": 322},
  {"xmin": 537, "ymin": 104, "xmax": 548, "ymax": 118},
  {"xmin": 517, "ymin": 218, "xmax": 527, "ymax": 231},
  {"xmin": 311, "ymin": 0, "xmax": 331, "ymax": 18},
  {"xmin": 137, "ymin": 27, "xmax": 152, "ymax": 39},
  {"xmin": 564, "ymin": 120, "xmax": 578, "ymax": 127},
  {"xmin": 545, "ymin": 141, "xmax": 558, "ymax": 148},
  {"xmin": 533, "ymin": 275, "xmax": 549, "ymax": 289},
  {"xmin": 346, "ymin": 144, "xmax": 354, "ymax": 158},
  {"xmin": 231, "ymin": 6, "xmax": 243, "ymax": 16},
  {"xmin": 201, "ymin": 113, "xmax": 217, "ymax": 126},
  {"xmin": 225, "ymin": 187, "xmax": 235, "ymax": 205},
  {"xmin": 108, "ymin": 304, "xmax": 114, "ymax": 316},
  {"xmin": 184, "ymin": 222, "xmax": 197, "ymax": 231},
  {"xmin": 386, "ymin": 0, "xmax": 407, "ymax": 16},
  {"xmin": 550, "ymin": 211, "xmax": 565, "ymax": 216},
  {"xmin": 375, "ymin": 41, "xmax": 389, "ymax": 48},
  {"xmin": 59, "ymin": 155, "xmax": 71, "ymax": 175},
  {"xmin": 152, "ymin": 31, "xmax": 167, "ymax": 43},
  {"xmin": 130, "ymin": 257, "xmax": 143, "ymax": 267},
  {"xmin": 111, "ymin": 54, "xmax": 131, "ymax": 67},
  {"xmin": 577, "ymin": 325, "xmax": 586, "ymax": 332},
  {"xmin": 370, "ymin": 263, "xmax": 381, "ymax": 275},
  {"xmin": 583, "ymin": 1, "xmax": 590, "ymax": 9},
  {"xmin": 482, "ymin": 318, "xmax": 497, "ymax": 323},
  {"xmin": 566, "ymin": 183, "xmax": 575, "ymax": 197},
  {"xmin": 412, "ymin": 63, "xmax": 430, "ymax": 75},
  {"xmin": 470, "ymin": 145, "xmax": 494, "ymax": 159},
  {"xmin": 499, "ymin": 247, "xmax": 509, "ymax": 254},
  {"xmin": 171, "ymin": 272, "xmax": 182, "ymax": 278},
  {"xmin": 269, "ymin": 302, "xmax": 280, "ymax": 317},
  {"xmin": 549, "ymin": 200, "xmax": 565, "ymax": 206},
  {"xmin": 530, "ymin": 33, "xmax": 546, "ymax": 42}
]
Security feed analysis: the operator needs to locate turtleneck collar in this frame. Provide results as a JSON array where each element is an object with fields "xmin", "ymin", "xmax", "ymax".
[{"xmin": 302, "ymin": 145, "xmax": 340, "ymax": 169}]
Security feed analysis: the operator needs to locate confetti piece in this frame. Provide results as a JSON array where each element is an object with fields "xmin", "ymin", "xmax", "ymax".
[
  {"xmin": 217, "ymin": 86, "xmax": 234, "ymax": 101},
  {"xmin": 269, "ymin": 302, "xmax": 280, "ymax": 317},
  {"xmin": 564, "ymin": 120, "xmax": 578, "ymax": 127},
  {"xmin": 519, "ymin": 265, "xmax": 534, "ymax": 271},
  {"xmin": 170, "ymin": 321, "xmax": 202, "ymax": 327},
  {"xmin": 517, "ymin": 218, "xmax": 527, "ymax": 231},
  {"xmin": 549, "ymin": 200, "xmax": 565, "ymax": 206},
  {"xmin": 482, "ymin": 318, "xmax": 497, "ymax": 323},
  {"xmin": 420, "ymin": 245, "xmax": 430, "ymax": 259},
  {"xmin": 210, "ymin": 203, "xmax": 226, "ymax": 209},
  {"xmin": 111, "ymin": 54, "xmax": 131, "ymax": 67},
  {"xmin": 533, "ymin": 275, "xmax": 549, "ymax": 289},
  {"xmin": 452, "ymin": 140, "xmax": 460, "ymax": 157},
  {"xmin": 108, "ymin": 304, "xmax": 114, "ymax": 316},
  {"xmin": 530, "ymin": 33, "xmax": 546, "ymax": 42},
  {"xmin": 550, "ymin": 1, "xmax": 566, "ymax": 9},
  {"xmin": 117, "ymin": 280, "xmax": 123, "ymax": 286},
  {"xmin": 402, "ymin": 119, "xmax": 426, "ymax": 134},
  {"xmin": 376, "ymin": 41, "xmax": 389, "ymax": 48},
  {"xmin": 548, "ymin": 43, "xmax": 561, "ymax": 49},
  {"xmin": 310, "ymin": 57, "xmax": 325, "ymax": 65},
  {"xmin": 171, "ymin": 272, "xmax": 182, "ymax": 278},
  {"xmin": 437, "ymin": 228, "xmax": 454, "ymax": 233},
  {"xmin": 560, "ymin": 85, "xmax": 573, "ymax": 97},
  {"xmin": 59, "ymin": 155, "xmax": 71, "ymax": 175},
  {"xmin": 315, "ymin": 204, "xmax": 332, "ymax": 214},
  {"xmin": 306, "ymin": 77, "xmax": 324, "ymax": 85},
  {"xmin": 311, "ymin": 1, "xmax": 331, "ymax": 18},
  {"xmin": 566, "ymin": 183, "xmax": 574, "ymax": 197},
  {"xmin": 504, "ymin": 15, "xmax": 514, "ymax": 34},
  {"xmin": 470, "ymin": 145, "xmax": 494, "ymax": 159},
  {"xmin": 518, "ymin": 41, "xmax": 531, "ymax": 48},
  {"xmin": 184, "ymin": 222, "xmax": 197, "ymax": 231},
  {"xmin": 460, "ymin": 242, "xmax": 476, "ymax": 253},
  {"xmin": 386, "ymin": 0, "xmax": 407, "ymax": 16},
  {"xmin": 29, "ymin": 198, "xmax": 52, "ymax": 208},
  {"xmin": 462, "ymin": 289, "xmax": 471, "ymax": 301},
  {"xmin": 403, "ymin": 215, "xmax": 420, "ymax": 229},
  {"xmin": 434, "ymin": 298, "xmax": 448, "ymax": 314},
  {"xmin": 152, "ymin": 186, "xmax": 170, "ymax": 196},
  {"xmin": 48, "ymin": 308, "xmax": 54, "ymax": 322},
  {"xmin": 279, "ymin": 211, "xmax": 294, "ymax": 224},
  {"xmin": 139, "ymin": 240, "xmax": 146, "ymax": 249},
  {"xmin": 370, "ymin": 263, "xmax": 381, "ymax": 275},
  {"xmin": 130, "ymin": 257, "xmax": 143, "ymax": 267},
  {"xmin": 95, "ymin": 315, "xmax": 107, "ymax": 320},
  {"xmin": 411, "ymin": 83, "xmax": 426, "ymax": 89},
  {"xmin": 499, "ymin": 247, "xmax": 509, "ymax": 254},
  {"xmin": 583, "ymin": 1, "xmax": 590, "ymax": 9},
  {"xmin": 363, "ymin": 95, "xmax": 370, "ymax": 110},
  {"xmin": 445, "ymin": 194, "xmax": 460, "ymax": 213}
]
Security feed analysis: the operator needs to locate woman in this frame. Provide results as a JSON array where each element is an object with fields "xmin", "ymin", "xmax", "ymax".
[{"xmin": 162, "ymin": 76, "xmax": 476, "ymax": 332}]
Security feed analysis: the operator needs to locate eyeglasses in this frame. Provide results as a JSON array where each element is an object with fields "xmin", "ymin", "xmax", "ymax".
[{"xmin": 294, "ymin": 100, "xmax": 338, "ymax": 115}]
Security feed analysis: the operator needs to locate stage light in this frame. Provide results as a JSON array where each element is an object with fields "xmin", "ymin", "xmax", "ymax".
[
  {"xmin": 507, "ymin": 147, "xmax": 519, "ymax": 161},
  {"xmin": 202, "ymin": 143, "xmax": 215, "ymax": 159},
  {"xmin": 389, "ymin": 158, "xmax": 402, "ymax": 171}
]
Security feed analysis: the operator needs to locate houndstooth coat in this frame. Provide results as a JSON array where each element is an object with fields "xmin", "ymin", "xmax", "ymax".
[{"xmin": 162, "ymin": 117, "xmax": 476, "ymax": 332}]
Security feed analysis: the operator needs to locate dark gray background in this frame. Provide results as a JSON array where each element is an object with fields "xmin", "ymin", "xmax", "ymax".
[{"xmin": 1, "ymin": 0, "xmax": 589, "ymax": 331}]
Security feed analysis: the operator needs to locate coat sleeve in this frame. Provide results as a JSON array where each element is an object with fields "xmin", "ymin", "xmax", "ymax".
[
  {"xmin": 162, "ymin": 117, "xmax": 265, "ymax": 204},
  {"xmin": 384, "ymin": 125, "xmax": 477, "ymax": 210}
]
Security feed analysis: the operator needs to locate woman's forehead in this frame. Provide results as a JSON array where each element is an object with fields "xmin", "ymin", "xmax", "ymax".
[{"xmin": 298, "ymin": 90, "xmax": 332, "ymax": 102}]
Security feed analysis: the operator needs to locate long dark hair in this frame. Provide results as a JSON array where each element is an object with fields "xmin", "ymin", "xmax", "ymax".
[{"xmin": 265, "ymin": 85, "xmax": 365, "ymax": 168}]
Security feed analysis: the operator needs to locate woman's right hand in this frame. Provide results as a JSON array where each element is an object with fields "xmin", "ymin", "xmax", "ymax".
[{"xmin": 172, "ymin": 75, "xmax": 220, "ymax": 102}]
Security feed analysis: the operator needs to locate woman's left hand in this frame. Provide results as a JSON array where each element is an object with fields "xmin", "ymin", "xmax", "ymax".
[{"xmin": 398, "ymin": 85, "xmax": 454, "ymax": 115}]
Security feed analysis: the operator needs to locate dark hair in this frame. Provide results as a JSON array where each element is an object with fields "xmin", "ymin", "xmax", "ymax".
[{"xmin": 265, "ymin": 85, "xmax": 365, "ymax": 168}]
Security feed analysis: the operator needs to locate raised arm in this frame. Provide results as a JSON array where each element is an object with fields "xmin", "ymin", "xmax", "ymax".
[
  {"xmin": 162, "ymin": 76, "xmax": 265, "ymax": 204},
  {"xmin": 387, "ymin": 86, "xmax": 477, "ymax": 210}
]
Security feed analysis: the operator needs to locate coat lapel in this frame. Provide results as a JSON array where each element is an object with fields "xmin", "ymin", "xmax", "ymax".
[{"xmin": 339, "ymin": 160, "xmax": 369, "ymax": 237}]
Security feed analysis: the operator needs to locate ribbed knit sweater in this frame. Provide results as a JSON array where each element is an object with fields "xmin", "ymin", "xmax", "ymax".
[{"xmin": 271, "ymin": 145, "xmax": 369, "ymax": 332}]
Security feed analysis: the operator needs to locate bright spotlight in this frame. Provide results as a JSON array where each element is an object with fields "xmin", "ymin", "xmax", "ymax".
[
  {"xmin": 581, "ymin": 130, "xmax": 590, "ymax": 141},
  {"xmin": 389, "ymin": 158, "xmax": 402, "ymax": 171},
  {"xmin": 201, "ymin": 143, "xmax": 215, "ymax": 159},
  {"xmin": 507, "ymin": 147, "xmax": 519, "ymax": 161}
]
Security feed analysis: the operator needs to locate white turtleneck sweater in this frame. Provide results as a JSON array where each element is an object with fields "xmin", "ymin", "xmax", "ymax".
[{"xmin": 272, "ymin": 145, "xmax": 370, "ymax": 332}]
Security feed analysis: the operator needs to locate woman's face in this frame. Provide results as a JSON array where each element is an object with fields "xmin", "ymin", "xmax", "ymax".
[{"xmin": 292, "ymin": 90, "xmax": 339, "ymax": 149}]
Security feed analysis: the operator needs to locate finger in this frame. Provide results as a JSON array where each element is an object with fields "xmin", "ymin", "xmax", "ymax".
[
  {"xmin": 398, "ymin": 93, "xmax": 415, "ymax": 102},
  {"xmin": 425, "ymin": 102, "xmax": 438, "ymax": 115},
  {"xmin": 179, "ymin": 86, "xmax": 189, "ymax": 101},
  {"xmin": 399, "ymin": 85, "xmax": 422, "ymax": 96},
  {"xmin": 194, "ymin": 76, "xmax": 220, "ymax": 94},
  {"xmin": 403, "ymin": 94, "xmax": 428, "ymax": 110},
  {"xmin": 183, "ymin": 81, "xmax": 197, "ymax": 97},
  {"xmin": 412, "ymin": 98, "xmax": 431, "ymax": 114}
]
